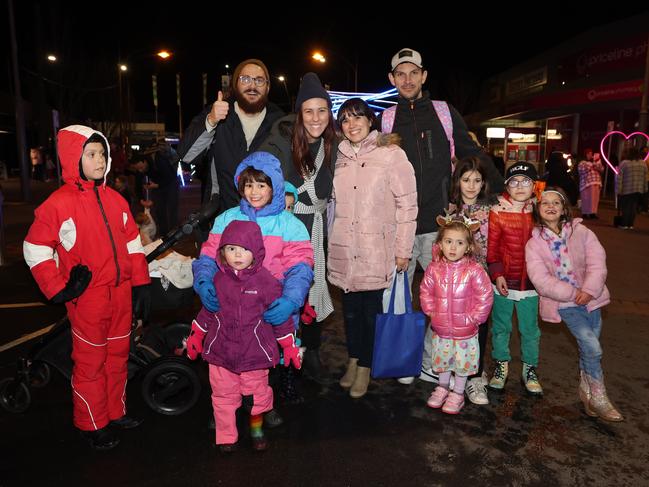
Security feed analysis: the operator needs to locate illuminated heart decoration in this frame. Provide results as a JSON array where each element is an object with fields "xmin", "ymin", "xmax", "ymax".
[{"xmin": 599, "ymin": 131, "xmax": 649, "ymax": 175}]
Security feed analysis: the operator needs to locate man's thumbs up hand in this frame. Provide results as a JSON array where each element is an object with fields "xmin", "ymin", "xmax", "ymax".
[{"xmin": 207, "ymin": 90, "xmax": 229, "ymax": 127}]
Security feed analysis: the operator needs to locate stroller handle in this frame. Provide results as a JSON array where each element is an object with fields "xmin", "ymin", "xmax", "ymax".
[{"xmin": 146, "ymin": 199, "xmax": 219, "ymax": 263}]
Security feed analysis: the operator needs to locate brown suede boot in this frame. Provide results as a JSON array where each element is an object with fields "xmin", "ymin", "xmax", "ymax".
[
  {"xmin": 349, "ymin": 366, "xmax": 371, "ymax": 398},
  {"xmin": 339, "ymin": 358, "xmax": 358, "ymax": 389}
]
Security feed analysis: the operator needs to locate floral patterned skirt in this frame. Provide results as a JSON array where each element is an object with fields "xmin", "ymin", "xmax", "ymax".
[{"xmin": 430, "ymin": 333, "xmax": 480, "ymax": 376}]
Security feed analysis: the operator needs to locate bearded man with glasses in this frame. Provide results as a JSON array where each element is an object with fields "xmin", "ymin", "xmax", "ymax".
[
  {"xmin": 178, "ymin": 59, "xmax": 284, "ymax": 214},
  {"xmin": 179, "ymin": 59, "xmax": 286, "ymax": 432}
]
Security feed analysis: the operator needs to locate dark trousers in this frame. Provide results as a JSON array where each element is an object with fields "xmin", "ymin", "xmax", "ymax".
[
  {"xmin": 619, "ymin": 192, "xmax": 641, "ymax": 227},
  {"xmin": 301, "ymin": 320, "xmax": 321, "ymax": 349},
  {"xmin": 342, "ymin": 290, "xmax": 383, "ymax": 368}
]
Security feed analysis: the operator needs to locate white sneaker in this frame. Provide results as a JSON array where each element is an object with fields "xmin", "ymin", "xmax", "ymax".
[
  {"xmin": 397, "ymin": 376, "xmax": 415, "ymax": 385},
  {"xmin": 418, "ymin": 367, "xmax": 439, "ymax": 383},
  {"xmin": 465, "ymin": 377, "xmax": 489, "ymax": 405}
]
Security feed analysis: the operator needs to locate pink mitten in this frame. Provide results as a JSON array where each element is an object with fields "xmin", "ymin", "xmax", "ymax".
[
  {"xmin": 277, "ymin": 334, "xmax": 301, "ymax": 369},
  {"xmin": 186, "ymin": 321, "xmax": 207, "ymax": 360}
]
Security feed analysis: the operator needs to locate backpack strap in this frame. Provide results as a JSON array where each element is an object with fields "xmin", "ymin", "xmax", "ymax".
[
  {"xmin": 381, "ymin": 105, "xmax": 397, "ymax": 133},
  {"xmin": 432, "ymin": 100, "xmax": 455, "ymax": 161},
  {"xmin": 381, "ymin": 100, "xmax": 456, "ymax": 172}
]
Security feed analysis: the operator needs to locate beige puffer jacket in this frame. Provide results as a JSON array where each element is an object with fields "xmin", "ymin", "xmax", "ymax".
[{"xmin": 327, "ymin": 130, "xmax": 418, "ymax": 292}]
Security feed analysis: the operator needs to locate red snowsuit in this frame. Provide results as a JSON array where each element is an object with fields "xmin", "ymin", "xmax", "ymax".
[{"xmin": 23, "ymin": 125, "xmax": 150, "ymax": 431}]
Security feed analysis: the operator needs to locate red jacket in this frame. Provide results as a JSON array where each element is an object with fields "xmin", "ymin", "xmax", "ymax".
[
  {"xmin": 486, "ymin": 193, "xmax": 535, "ymax": 291},
  {"xmin": 23, "ymin": 125, "xmax": 149, "ymax": 299}
]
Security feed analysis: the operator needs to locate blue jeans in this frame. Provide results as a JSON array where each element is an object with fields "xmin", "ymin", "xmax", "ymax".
[{"xmin": 558, "ymin": 306, "xmax": 603, "ymax": 380}]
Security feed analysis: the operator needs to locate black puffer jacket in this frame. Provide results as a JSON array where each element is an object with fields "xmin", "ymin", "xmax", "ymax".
[{"xmin": 379, "ymin": 93, "xmax": 502, "ymax": 233}]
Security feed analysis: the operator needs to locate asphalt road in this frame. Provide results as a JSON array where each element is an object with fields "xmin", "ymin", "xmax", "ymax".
[{"xmin": 1, "ymin": 178, "xmax": 648, "ymax": 486}]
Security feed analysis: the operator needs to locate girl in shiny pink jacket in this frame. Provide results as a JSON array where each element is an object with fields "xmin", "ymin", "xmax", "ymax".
[{"xmin": 419, "ymin": 216, "xmax": 494, "ymax": 414}]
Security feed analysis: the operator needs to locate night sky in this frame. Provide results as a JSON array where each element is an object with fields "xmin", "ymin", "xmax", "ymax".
[{"xmin": 3, "ymin": 2, "xmax": 648, "ymax": 134}]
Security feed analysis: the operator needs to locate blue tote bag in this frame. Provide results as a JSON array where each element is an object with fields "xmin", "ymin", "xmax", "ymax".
[{"xmin": 371, "ymin": 271, "xmax": 426, "ymax": 379}]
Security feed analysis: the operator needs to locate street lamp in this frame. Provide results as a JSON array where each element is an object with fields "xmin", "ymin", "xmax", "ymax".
[
  {"xmin": 157, "ymin": 50, "xmax": 172, "ymax": 60},
  {"xmin": 310, "ymin": 49, "xmax": 358, "ymax": 92},
  {"xmin": 46, "ymin": 54, "xmax": 57, "ymax": 62},
  {"xmin": 277, "ymin": 75, "xmax": 291, "ymax": 110},
  {"xmin": 117, "ymin": 49, "xmax": 172, "ymax": 143}
]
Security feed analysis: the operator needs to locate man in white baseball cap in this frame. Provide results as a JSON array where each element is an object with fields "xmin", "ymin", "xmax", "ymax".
[
  {"xmin": 390, "ymin": 48, "xmax": 423, "ymax": 70},
  {"xmin": 380, "ymin": 47, "xmax": 504, "ymax": 399}
]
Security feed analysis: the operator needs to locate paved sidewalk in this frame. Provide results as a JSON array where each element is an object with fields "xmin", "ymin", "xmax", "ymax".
[{"xmin": 1, "ymin": 177, "xmax": 648, "ymax": 486}]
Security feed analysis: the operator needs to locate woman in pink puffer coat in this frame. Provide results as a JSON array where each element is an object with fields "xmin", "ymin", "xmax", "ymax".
[
  {"xmin": 419, "ymin": 217, "xmax": 493, "ymax": 414},
  {"xmin": 328, "ymin": 98, "xmax": 417, "ymax": 399}
]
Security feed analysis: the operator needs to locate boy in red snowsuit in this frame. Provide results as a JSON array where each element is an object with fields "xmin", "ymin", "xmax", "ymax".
[{"xmin": 23, "ymin": 125, "xmax": 150, "ymax": 450}]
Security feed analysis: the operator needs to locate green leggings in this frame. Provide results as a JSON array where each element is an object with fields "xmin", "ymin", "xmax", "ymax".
[{"xmin": 491, "ymin": 293, "xmax": 540, "ymax": 366}]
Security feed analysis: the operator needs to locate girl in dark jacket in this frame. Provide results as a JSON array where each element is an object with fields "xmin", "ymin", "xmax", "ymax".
[{"xmin": 185, "ymin": 220, "xmax": 301, "ymax": 453}]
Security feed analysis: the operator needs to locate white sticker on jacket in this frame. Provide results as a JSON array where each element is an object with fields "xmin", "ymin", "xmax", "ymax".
[{"xmin": 58, "ymin": 218, "xmax": 77, "ymax": 251}]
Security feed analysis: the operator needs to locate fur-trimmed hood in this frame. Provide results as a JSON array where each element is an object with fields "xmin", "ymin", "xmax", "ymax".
[{"xmin": 338, "ymin": 130, "xmax": 401, "ymax": 159}]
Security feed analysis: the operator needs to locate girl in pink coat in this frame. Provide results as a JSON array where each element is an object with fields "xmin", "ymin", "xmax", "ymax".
[
  {"xmin": 419, "ymin": 216, "xmax": 493, "ymax": 414},
  {"xmin": 525, "ymin": 187, "xmax": 623, "ymax": 422}
]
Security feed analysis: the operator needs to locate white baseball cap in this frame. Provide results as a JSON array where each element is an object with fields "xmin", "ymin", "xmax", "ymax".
[{"xmin": 391, "ymin": 48, "xmax": 423, "ymax": 70}]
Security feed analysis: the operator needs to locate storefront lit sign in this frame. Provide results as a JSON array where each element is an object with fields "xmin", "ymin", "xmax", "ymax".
[
  {"xmin": 509, "ymin": 133, "xmax": 537, "ymax": 142},
  {"xmin": 599, "ymin": 131, "xmax": 649, "ymax": 175},
  {"xmin": 486, "ymin": 127, "xmax": 505, "ymax": 139}
]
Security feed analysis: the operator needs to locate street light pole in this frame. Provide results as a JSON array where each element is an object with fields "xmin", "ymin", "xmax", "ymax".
[
  {"xmin": 119, "ymin": 49, "xmax": 172, "ymax": 143},
  {"xmin": 278, "ymin": 76, "xmax": 291, "ymax": 111},
  {"xmin": 639, "ymin": 32, "xmax": 649, "ymax": 137},
  {"xmin": 118, "ymin": 64, "xmax": 127, "ymax": 144},
  {"xmin": 7, "ymin": 0, "xmax": 31, "ymax": 202}
]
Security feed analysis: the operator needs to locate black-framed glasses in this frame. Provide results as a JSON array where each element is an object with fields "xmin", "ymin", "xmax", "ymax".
[
  {"xmin": 506, "ymin": 178, "xmax": 533, "ymax": 188},
  {"xmin": 238, "ymin": 75, "xmax": 268, "ymax": 87}
]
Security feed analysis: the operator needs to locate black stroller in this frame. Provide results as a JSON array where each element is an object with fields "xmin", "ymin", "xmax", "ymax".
[{"xmin": 0, "ymin": 202, "xmax": 218, "ymax": 416}]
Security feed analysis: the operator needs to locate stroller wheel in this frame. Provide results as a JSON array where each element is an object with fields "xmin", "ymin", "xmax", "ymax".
[
  {"xmin": 29, "ymin": 361, "xmax": 51, "ymax": 389},
  {"xmin": 141, "ymin": 357, "xmax": 200, "ymax": 416},
  {"xmin": 0, "ymin": 378, "xmax": 31, "ymax": 413}
]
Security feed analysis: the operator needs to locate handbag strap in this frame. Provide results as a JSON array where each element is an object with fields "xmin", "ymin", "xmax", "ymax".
[{"xmin": 387, "ymin": 270, "xmax": 413, "ymax": 314}]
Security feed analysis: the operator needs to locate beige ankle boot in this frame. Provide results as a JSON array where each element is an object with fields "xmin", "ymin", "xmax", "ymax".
[
  {"xmin": 586, "ymin": 374, "xmax": 624, "ymax": 422},
  {"xmin": 579, "ymin": 370, "xmax": 597, "ymax": 417},
  {"xmin": 350, "ymin": 366, "xmax": 371, "ymax": 398},
  {"xmin": 339, "ymin": 358, "xmax": 358, "ymax": 389}
]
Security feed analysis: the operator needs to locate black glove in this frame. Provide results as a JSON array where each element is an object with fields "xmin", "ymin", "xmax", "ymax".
[
  {"xmin": 132, "ymin": 284, "xmax": 152, "ymax": 322},
  {"xmin": 51, "ymin": 264, "xmax": 92, "ymax": 304}
]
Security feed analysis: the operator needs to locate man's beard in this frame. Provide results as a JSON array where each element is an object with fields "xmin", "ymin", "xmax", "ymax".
[{"xmin": 234, "ymin": 88, "xmax": 268, "ymax": 114}]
